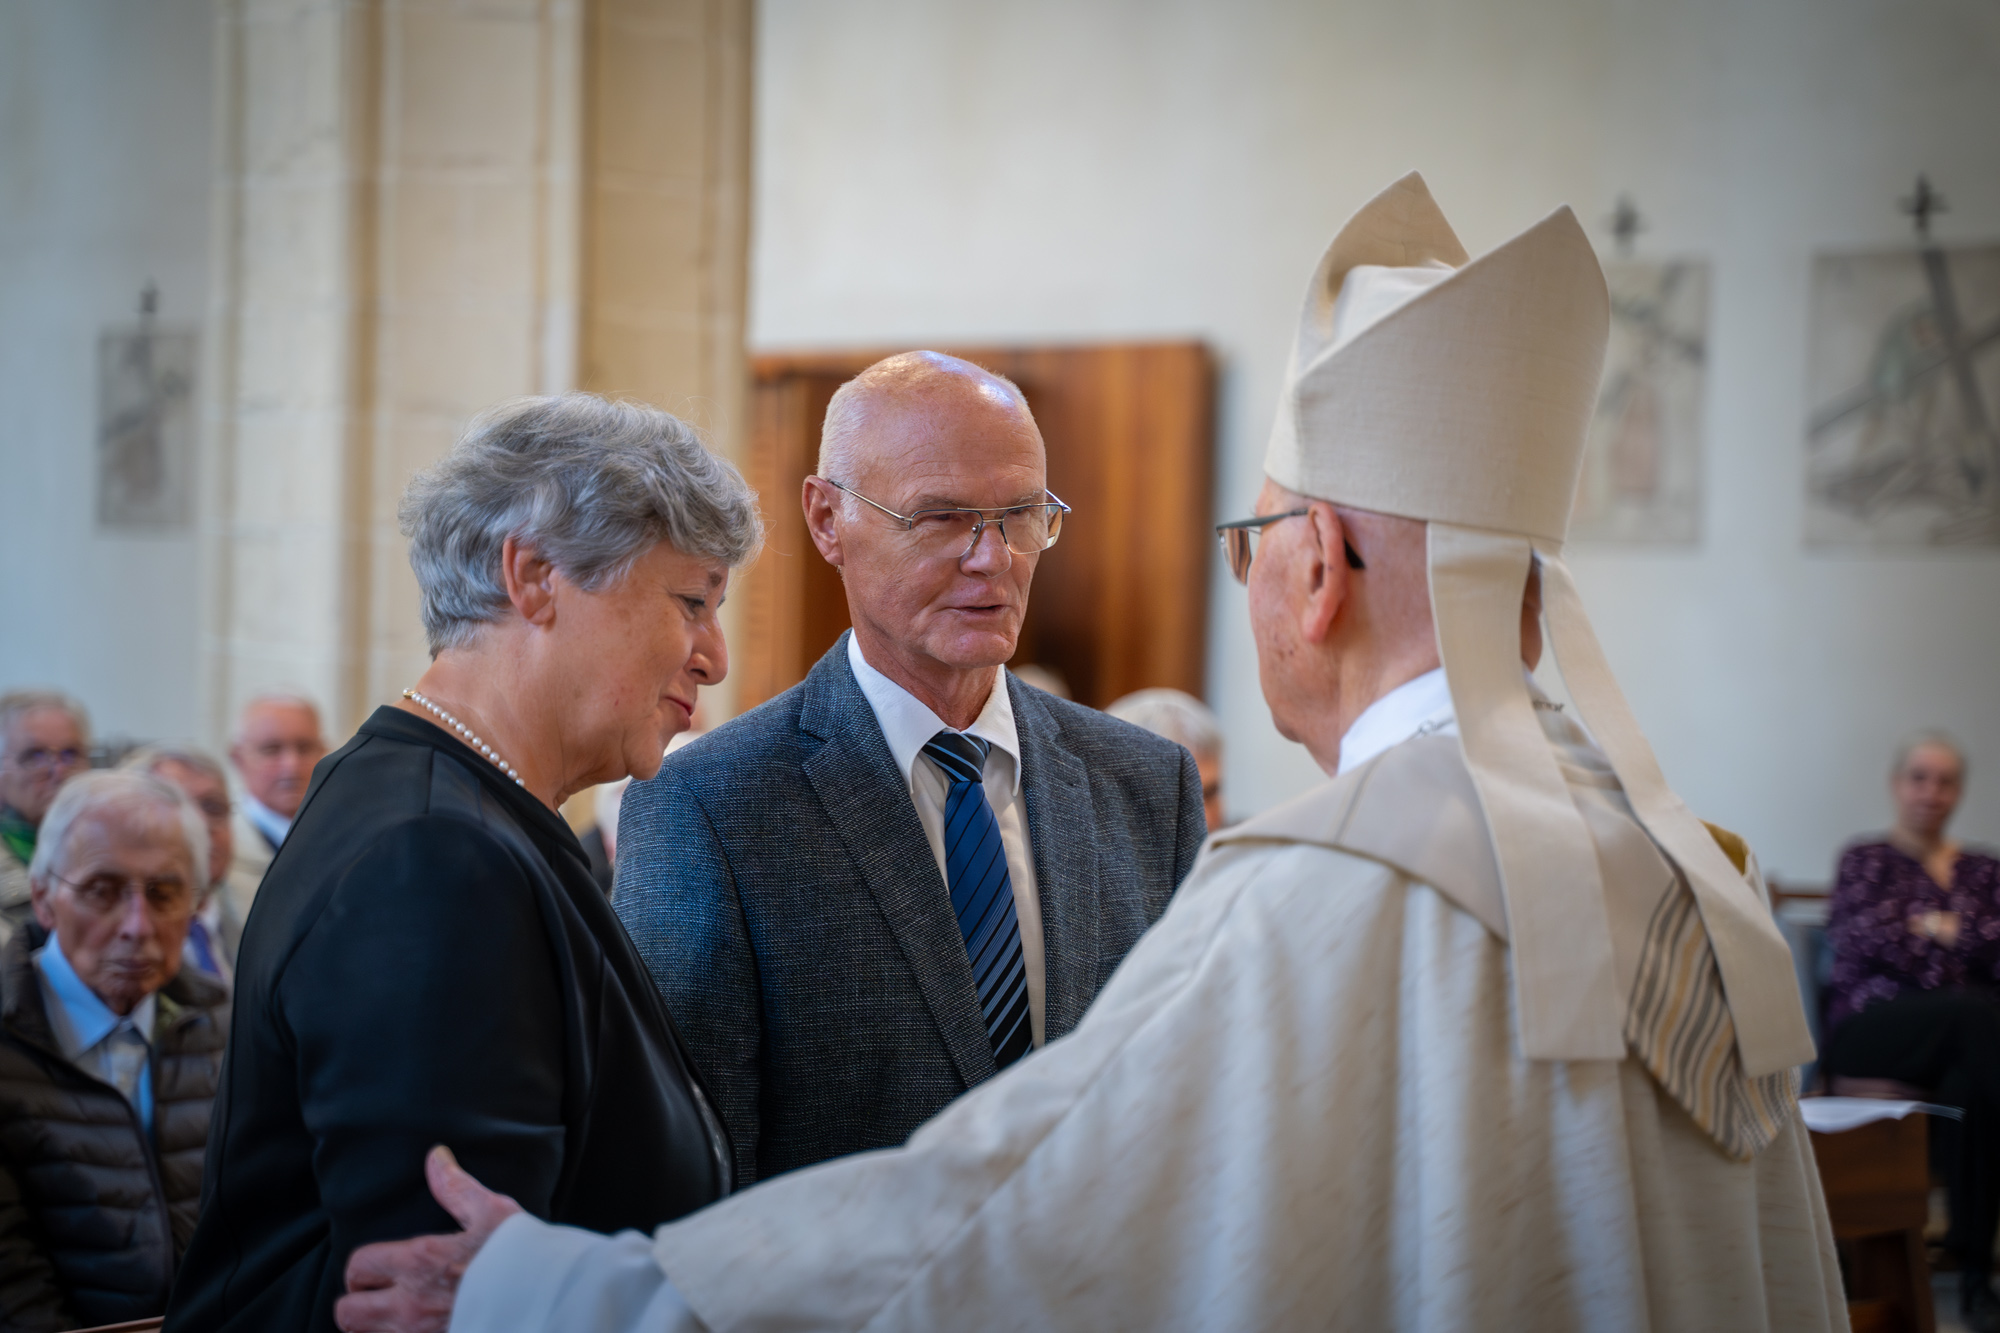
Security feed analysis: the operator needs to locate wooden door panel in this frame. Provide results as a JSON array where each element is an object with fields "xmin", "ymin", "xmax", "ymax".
[{"xmin": 733, "ymin": 343, "xmax": 1212, "ymax": 712}]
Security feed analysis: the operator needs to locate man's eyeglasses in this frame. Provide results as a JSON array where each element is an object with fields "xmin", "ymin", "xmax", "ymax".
[
  {"xmin": 248, "ymin": 740, "xmax": 324, "ymax": 762},
  {"xmin": 823, "ymin": 479, "xmax": 1071, "ymax": 560},
  {"xmin": 1216, "ymin": 509, "xmax": 1366, "ymax": 585},
  {"xmin": 2, "ymin": 746, "xmax": 88, "ymax": 774},
  {"xmin": 49, "ymin": 871, "xmax": 199, "ymax": 923}
]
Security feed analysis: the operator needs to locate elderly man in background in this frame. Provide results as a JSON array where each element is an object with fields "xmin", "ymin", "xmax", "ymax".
[
  {"xmin": 615, "ymin": 350, "xmax": 1206, "ymax": 1186},
  {"xmin": 0, "ymin": 690, "xmax": 94, "ymax": 943},
  {"xmin": 227, "ymin": 693, "xmax": 329, "ymax": 886},
  {"xmin": 1105, "ymin": 687, "xmax": 1226, "ymax": 831},
  {"xmin": 126, "ymin": 745, "xmax": 258, "ymax": 985},
  {"xmin": 336, "ymin": 175, "xmax": 1841, "ymax": 1333},
  {"xmin": 0, "ymin": 770, "xmax": 228, "ymax": 1331}
]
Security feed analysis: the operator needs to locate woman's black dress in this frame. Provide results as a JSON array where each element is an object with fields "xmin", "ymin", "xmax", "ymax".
[{"xmin": 164, "ymin": 707, "xmax": 730, "ymax": 1333}]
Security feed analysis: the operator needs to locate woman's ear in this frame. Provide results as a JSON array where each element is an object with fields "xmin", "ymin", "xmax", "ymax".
[{"xmin": 501, "ymin": 536, "xmax": 558, "ymax": 626}]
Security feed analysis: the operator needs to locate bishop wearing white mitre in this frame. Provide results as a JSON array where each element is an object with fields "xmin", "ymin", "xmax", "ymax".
[{"xmin": 337, "ymin": 174, "xmax": 1846, "ymax": 1333}]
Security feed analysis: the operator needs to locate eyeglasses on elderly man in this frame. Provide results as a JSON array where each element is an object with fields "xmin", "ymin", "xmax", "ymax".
[
  {"xmin": 1216, "ymin": 507, "xmax": 1365, "ymax": 584},
  {"xmin": 820, "ymin": 477, "xmax": 1070, "ymax": 560}
]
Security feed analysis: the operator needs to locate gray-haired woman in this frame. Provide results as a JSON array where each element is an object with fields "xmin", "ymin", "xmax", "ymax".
[{"xmin": 166, "ymin": 394, "xmax": 761, "ymax": 1333}]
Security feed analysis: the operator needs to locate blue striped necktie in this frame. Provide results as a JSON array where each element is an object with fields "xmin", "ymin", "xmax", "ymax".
[{"xmin": 922, "ymin": 731, "xmax": 1032, "ymax": 1068}]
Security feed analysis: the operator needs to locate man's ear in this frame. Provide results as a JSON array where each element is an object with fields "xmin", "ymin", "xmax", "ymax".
[
  {"xmin": 1298, "ymin": 503, "xmax": 1352, "ymax": 645},
  {"xmin": 29, "ymin": 878, "xmax": 55, "ymax": 932},
  {"xmin": 801, "ymin": 477, "xmax": 846, "ymax": 568},
  {"xmin": 500, "ymin": 536, "xmax": 558, "ymax": 627}
]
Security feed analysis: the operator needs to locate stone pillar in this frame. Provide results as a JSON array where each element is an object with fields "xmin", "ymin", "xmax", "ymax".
[
  {"xmin": 203, "ymin": 0, "xmax": 750, "ymax": 743},
  {"xmin": 579, "ymin": 0, "xmax": 754, "ymax": 717}
]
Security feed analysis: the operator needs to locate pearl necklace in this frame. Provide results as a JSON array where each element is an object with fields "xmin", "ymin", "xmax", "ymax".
[{"xmin": 402, "ymin": 690, "xmax": 526, "ymax": 787}]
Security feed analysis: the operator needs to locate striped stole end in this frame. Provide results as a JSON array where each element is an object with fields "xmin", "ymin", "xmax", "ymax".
[
  {"xmin": 923, "ymin": 731, "xmax": 1032, "ymax": 1069},
  {"xmin": 1625, "ymin": 879, "xmax": 1797, "ymax": 1160}
]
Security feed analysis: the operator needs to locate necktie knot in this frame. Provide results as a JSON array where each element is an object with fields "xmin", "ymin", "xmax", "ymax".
[{"xmin": 923, "ymin": 731, "xmax": 990, "ymax": 786}]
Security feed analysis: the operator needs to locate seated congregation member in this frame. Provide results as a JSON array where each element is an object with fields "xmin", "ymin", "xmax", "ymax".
[
  {"xmin": 614, "ymin": 351, "xmax": 1207, "ymax": 1186},
  {"xmin": 1105, "ymin": 687, "xmax": 1226, "ymax": 831},
  {"xmin": 163, "ymin": 394, "xmax": 759, "ymax": 1333},
  {"xmin": 0, "ymin": 771, "xmax": 227, "ymax": 1331},
  {"xmin": 1822, "ymin": 732, "xmax": 2000, "ymax": 1328},
  {"xmin": 125, "ymin": 745, "xmax": 255, "ymax": 985},
  {"xmin": 226, "ymin": 692, "xmax": 329, "ymax": 889},
  {"xmin": 0, "ymin": 691, "xmax": 93, "ymax": 944},
  {"xmin": 335, "ymin": 176, "xmax": 1840, "ymax": 1333}
]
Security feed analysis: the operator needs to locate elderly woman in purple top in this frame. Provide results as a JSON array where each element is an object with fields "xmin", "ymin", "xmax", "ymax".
[{"xmin": 1824, "ymin": 732, "xmax": 2000, "ymax": 1330}]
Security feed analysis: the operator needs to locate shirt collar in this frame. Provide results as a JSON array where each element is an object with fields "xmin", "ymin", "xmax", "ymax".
[
  {"xmin": 33, "ymin": 930, "xmax": 155, "ymax": 1061},
  {"xmin": 240, "ymin": 791, "xmax": 292, "ymax": 848},
  {"xmin": 1336, "ymin": 666, "xmax": 1573, "ymax": 776},
  {"xmin": 1336, "ymin": 667, "xmax": 1458, "ymax": 775},
  {"xmin": 846, "ymin": 632, "xmax": 1022, "ymax": 796}
]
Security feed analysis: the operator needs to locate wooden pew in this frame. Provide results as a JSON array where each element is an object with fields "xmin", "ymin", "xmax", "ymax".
[{"xmin": 1810, "ymin": 1113, "xmax": 1937, "ymax": 1333}]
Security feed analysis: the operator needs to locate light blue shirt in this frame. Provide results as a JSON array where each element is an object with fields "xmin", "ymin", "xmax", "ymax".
[
  {"xmin": 33, "ymin": 932, "xmax": 156, "ymax": 1133},
  {"xmin": 240, "ymin": 791, "xmax": 292, "ymax": 851}
]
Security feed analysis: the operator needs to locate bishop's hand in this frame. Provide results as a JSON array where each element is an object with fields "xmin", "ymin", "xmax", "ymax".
[{"xmin": 334, "ymin": 1145, "xmax": 524, "ymax": 1333}]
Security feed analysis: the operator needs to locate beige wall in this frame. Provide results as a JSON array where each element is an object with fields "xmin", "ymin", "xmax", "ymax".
[
  {"xmin": 205, "ymin": 0, "xmax": 584, "ymax": 742},
  {"xmin": 749, "ymin": 0, "xmax": 2000, "ymax": 879},
  {"xmin": 2, "ymin": 0, "xmax": 753, "ymax": 757},
  {"xmin": 0, "ymin": 0, "xmax": 213, "ymax": 743},
  {"xmin": 204, "ymin": 0, "xmax": 751, "ymax": 745}
]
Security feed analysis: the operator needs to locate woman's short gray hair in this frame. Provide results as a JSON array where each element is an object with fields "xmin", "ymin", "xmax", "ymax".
[
  {"xmin": 29, "ymin": 769, "xmax": 209, "ymax": 891},
  {"xmin": 400, "ymin": 394, "xmax": 764, "ymax": 655}
]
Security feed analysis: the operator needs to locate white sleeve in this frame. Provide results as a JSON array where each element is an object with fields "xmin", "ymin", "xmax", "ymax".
[{"xmin": 450, "ymin": 1211, "xmax": 707, "ymax": 1333}]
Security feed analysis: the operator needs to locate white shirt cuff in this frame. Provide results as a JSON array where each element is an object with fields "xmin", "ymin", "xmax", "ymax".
[{"xmin": 451, "ymin": 1211, "xmax": 705, "ymax": 1333}]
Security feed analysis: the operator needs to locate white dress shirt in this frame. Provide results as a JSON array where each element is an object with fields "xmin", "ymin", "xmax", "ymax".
[
  {"xmin": 34, "ymin": 931, "xmax": 156, "ymax": 1132},
  {"xmin": 1337, "ymin": 667, "xmax": 1459, "ymax": 774},
  {"xmin": 846, "ymin": 633, "xmax": 1047, "ymax": 1048}
]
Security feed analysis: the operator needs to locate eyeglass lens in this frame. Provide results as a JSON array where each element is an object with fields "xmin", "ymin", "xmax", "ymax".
[
  {"xmin": 909, "ymin": 505, "xmax": 1064, "ymax": 557},
  {"xmin": 66, "ymin": 874, "xmax": 197, "ymax": 921},
  {"xmin": 1222, "ymin": 527, "xmax": 1256, "ymax": 584},
  {"xmin": 10, "ymin": 746, "xmax": 87, "ymax": 771}
]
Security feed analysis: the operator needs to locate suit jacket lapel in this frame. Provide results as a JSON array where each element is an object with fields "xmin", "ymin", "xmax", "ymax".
[
  {"xmin": 1011, "ymin": 678, "xmax": 1099, "ymax": 1041},
  {"xmin": 800, "ymin": 637, "xmax": 997, "ymax": 1087}
]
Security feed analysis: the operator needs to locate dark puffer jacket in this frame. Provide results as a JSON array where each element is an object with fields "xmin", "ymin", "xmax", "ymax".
[{"xmin": 0, "ymin": 923, "xmax": 228, "ymax": 1331}]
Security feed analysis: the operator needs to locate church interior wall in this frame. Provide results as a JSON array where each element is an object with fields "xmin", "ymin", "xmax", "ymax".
[
  {"xmin": 0, "ymin": 0, "xmax": 215, "ymax": 746},
  {"xmin": 747, "ymin": 0, "xmax": 2000, "ymax": 881}
]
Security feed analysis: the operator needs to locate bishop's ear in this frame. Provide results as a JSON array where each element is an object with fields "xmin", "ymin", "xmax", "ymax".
[{"xmin": 1298, "ymin": 502, "xmax": 1353, "ymax": 645}]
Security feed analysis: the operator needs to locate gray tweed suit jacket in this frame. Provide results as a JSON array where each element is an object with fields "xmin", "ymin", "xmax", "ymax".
[{"xmin": 615, "ymin": 633, "xmax": 1207, "ymax": 1185}]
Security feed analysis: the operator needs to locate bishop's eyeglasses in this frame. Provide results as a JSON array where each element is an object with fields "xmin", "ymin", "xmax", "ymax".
[
  {"xmin": 822, "ymin": 479, "xmax": 1071, "ymax": 560},
  {"xmin": 1216, "ymin": 509, "xmax": 1366, "ymax": 585}
]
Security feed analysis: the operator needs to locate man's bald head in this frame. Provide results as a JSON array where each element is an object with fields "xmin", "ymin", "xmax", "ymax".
[
  {"xmin": 230, "ymin": 693, "xmax": 329, "ymax": 819},
  {"xmin": 801, "ymin": 351, "xmax": 1050, "ymax": 728},
  {"xmin": 818, "ymin": 351, "xmax": 1034, "ymax": 488}
]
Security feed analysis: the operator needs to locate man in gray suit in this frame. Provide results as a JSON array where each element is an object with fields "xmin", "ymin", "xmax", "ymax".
[{"xmin": 616, "ymin": 351, "xmax": 1206, "ymax": 1185}]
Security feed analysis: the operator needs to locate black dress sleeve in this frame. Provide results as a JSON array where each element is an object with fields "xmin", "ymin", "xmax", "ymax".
[{"xmin": 277, "ymin": 815, "xmax": 567, "ymax": 1278}]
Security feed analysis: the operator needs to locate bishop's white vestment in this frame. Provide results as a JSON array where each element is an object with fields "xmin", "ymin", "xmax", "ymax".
[{"xmin": 451, "ymin": 693, "xmax": 1847, "ymax": 1333}]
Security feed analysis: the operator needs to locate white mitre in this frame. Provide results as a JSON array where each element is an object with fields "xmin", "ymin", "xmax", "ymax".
[{"xmin": 1268, "ymin": 173, "xmax": 1813, "ymax": 1078}]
